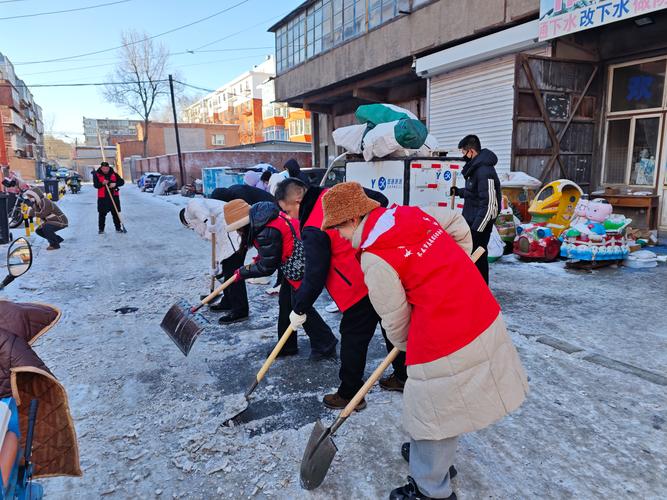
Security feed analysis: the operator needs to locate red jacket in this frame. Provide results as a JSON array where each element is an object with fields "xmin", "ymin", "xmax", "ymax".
[
  {"xmin": 95, "ymin": 171, "xmax": 121, "ymax": 199},
  {"xmin": 360, "ymin": 206, "xmax": 500, "ymax": 365},
  {"xmin": 304, "ymin": 190, "xmax": 368, "ymax": 312}
]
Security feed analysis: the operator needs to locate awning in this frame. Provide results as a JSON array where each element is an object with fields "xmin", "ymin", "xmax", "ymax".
[{"xmin": 415, "ymin": 21, "xmax": 541, "ymax": 78}]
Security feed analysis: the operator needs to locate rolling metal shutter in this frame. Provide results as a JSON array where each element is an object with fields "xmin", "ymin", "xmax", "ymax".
[{"xmin": 428, "ymin": 55, "xmax": 517, "ymax": 174}]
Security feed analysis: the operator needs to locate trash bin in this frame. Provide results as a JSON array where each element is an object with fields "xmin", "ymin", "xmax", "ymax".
[
  {"xmin": 0, "ymin": 194, "xmax": 10, "ymax": 245},
  {"xmin": 43, "ymin": 179, "xmax": 60, "ymax": 202}
]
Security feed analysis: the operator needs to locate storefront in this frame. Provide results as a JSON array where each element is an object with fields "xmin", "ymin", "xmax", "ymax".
[
  {"xmin": 416, "ymin": 20, "xmax": 548, "ymax": 175},
  {"xmin": 539, "ymin": 1, "xmax": 667, "ymax": 231}
]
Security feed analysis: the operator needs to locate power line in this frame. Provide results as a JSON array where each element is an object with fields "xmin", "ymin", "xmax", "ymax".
[
  {"xmin": 175, "ymin": 81, "xmax": 216, "ymax": 94},
  {"xmin": 19, "ymin": 48, "xmax": 273, "ymax": 76},
  {"xmin": 12, "ymin": 0, "xmax": 252, "ymax": 65},
  {"xmin": 193, "ymin": 13, "xmax": 283, "ymax": 51},
  {"xmin": 0, "ymin": 0, "xmax": 132, "ymax": 21}
]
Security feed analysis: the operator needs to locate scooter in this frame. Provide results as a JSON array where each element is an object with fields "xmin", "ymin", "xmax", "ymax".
[
  {"xmin": 66, "ymin": 175, "xmax": 81, "ymax": 194},
  {"xmin": 0, "ymin": 238, "xmax": 43, "ymax": 499}
]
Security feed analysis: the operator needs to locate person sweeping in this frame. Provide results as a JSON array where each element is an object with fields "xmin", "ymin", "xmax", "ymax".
[
  {"xmin": 93, "ymin": 161, "xmax": 125, "ymax": 234},
  {"xmin": 321, "ymin": 182, "xmax": 528, "ymax": 500}
]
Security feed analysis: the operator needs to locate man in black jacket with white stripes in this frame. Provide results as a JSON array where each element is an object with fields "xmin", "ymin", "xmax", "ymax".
[{"xmin": 451, "ymin": 135, "xmax": 501, "ymax": 284}]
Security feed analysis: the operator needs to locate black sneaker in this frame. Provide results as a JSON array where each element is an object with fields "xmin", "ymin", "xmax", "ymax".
[
  {"xmin": 389, "ymin": 476, "xmax": 456, "ymax": 500},
  {"xmin": 400, "ymin": 443, "xmax": 457, "ymax": 480},
  {"xmin": 268, "ymin": 347, "xmax": 299, "ymax": 358},
  {"xmin": 115, "ymin": 228, "xmax": 123, "ymax": 233},
  {"xmin": 209, "ymin": 302, "xmax": 231, "ymax": 312},
  {"xmin": 218, "ymin": 312, "xmax": 249, "ymax": 325}
]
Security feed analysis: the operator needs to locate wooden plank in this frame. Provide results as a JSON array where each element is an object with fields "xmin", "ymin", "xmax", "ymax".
[{"xmin": 519, "ymin": 55, "xmax": 568, "ymax": 180}]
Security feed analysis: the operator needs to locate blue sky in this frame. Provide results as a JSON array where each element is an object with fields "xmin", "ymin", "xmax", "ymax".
[{"xmin": 0, "ymin": 0, "xmax": 297, "ymax": 141}]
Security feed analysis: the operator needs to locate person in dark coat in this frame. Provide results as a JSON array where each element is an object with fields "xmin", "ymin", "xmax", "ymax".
[
  {"xmin": 450, "ymin": 135, "xmax": 501, "ymax": 284},
  {"xmin": 209, "ymin": 184, "xmax": 275, "ymax": 321},
  {"xmin": 92, "ymin": 162, "xmax": 125, "ymax": 234},
  {"xmin": 293, "ymin": 182, "xmax": 408, "ymax": 410},
  {"xmin": 211, "ymin": 184, "xmax": 275, "ymax": 205},
  {"xmin": 284, "ymin": 158, "xmax": 310, "ymax": 185},
  {"xmin": 224, "ymin": 197, "xmax": 337, "ymax": 360}
]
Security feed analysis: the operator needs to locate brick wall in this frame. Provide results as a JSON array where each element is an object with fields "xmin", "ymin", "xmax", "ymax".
[{"xmin": 135, "ymin": 150, "xmax": 313, "ymax": 185}]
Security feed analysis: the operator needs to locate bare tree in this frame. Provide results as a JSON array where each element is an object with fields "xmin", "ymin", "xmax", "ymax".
[
  {"xmin": 104, "ymin": 31, "xmax": 170, "ymax": 157},
  {"xmin": 153, "ymin": 88, "xmax": 202, "ymax": 123}
]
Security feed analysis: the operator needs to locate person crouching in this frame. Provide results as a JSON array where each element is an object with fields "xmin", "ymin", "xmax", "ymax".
[
  {"xmin": 321, "ymin": 182, "xmax": 529, "ymax": 500},
  {"xmin": 24, "ymin": 189, "xmax": 68, "ymax": 250}
]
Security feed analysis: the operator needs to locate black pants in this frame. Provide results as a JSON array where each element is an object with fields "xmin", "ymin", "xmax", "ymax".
[
  {"xmin": 98, "ymin": 204, "xmax": 121, "ymax": 231},
  {"xmin": 472, "ymin": 227, "xmax": 493, "ymax": 284},
  {"xmin": 338, "ymin": 296, "xmax": 407, "ymax": 399},
  {"xmin": 277, "ymin": 278, "xmax": 337, "ymax": 355},
  {"xmin": 219, "ymin": 249, "xmax": 249, "ymax": 316},
  {"xmin": 36, "ymin": 223, "xmax": 64, "ymax": 246}
]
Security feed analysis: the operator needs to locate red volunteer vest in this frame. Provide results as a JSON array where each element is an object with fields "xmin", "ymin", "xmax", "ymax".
[
  {"xmin": 360, "ymin": 206, "xmax": 500, "ymax": 366},
  {"xmin": 304, "ymin": 190, "xmax": 368, "ymax": 312},
  {"xmin": 265, "ymin": 214, "xmax": 302, "ymax": 290},
  {"xmin": 97, "ymin": 172, "xmax": 119, "ymax": 199}
]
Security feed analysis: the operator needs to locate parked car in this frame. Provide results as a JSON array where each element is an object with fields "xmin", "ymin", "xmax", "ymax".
[
  {"xmin": 153, "ymin": 175, "xmax": 178, "ymax": 196},
  {"xmin": 54, "ymin": 167, "xmax": 70, "ymax": 179},
  {"xmin": 139, "ymin": 172, "xmax": 162, "ymax": 192}
]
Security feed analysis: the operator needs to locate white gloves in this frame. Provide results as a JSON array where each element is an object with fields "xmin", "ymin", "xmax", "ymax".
[
  {"xmin": 289, "ymin": 311, "xmax": 307, "ymax": 330},
  {"xmin": 210, "ymin": 264, "xmax": 222, "ymax": 278}
]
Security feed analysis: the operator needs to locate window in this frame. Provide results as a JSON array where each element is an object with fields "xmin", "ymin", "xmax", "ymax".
[
  {"xmin": 289, "ymin": 119, "xmax": 312, "ymax": 137},
  {"xmin": 212, "ymin": 134, "xmax": 226, "ymax": 146},
  {"xmin": 275, "ymin": 0, "xmax": 404, "ymax": 73},
  {"xmin": 609, "ymin": 60, "xmax": 666, "ymax": 113},
  {"xmin": 602, "ymin": 57, "xmax": 667, "ymax": 187},
  {"xmin": 264, "ymin": 126, "xmax": 287, "ymax": 141}
]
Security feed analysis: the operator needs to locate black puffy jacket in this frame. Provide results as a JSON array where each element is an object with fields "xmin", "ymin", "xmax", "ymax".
[
  {"xmin": 460, "ymin": 149, "xmax": 502, "ymax": 232},
  {"xmin": 239, "ymin": 202, "xmax": 286, "ymax": 279},
  {"xmin": 211, "ymin": 184, "xmax": 275, "ymax": 205},
  {"xmin": 292, "ymin": 187, "xmax": 388, "ymax": 314}
]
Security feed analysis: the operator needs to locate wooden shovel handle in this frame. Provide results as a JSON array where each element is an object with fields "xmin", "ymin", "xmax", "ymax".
[
  {"xmin": 256, "ymin": 325, "xmax": 295, "ymax": 383},
  {"xmin": 450, "ymin": 171, "xmax": 458, "ymax": 209},
  {"xmin": 340, "ymin": 347, "xmax": 400, "ymax": 419},
  {"xmin": 470, "ymin": 246, "xmax": 485, "ymax": 263},
  {"xmin": 198, "ymin": 274, "xmax": 236, "ymax": 308}
]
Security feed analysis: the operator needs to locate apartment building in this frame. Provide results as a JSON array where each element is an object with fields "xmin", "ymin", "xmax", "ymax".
[
  {"xmin": 83, "ymin": 117, "xmax": 141, "ymax": 146},
  {"xmin": 0, "ymin": 52, "xmax": 44, "ymax": 180}
]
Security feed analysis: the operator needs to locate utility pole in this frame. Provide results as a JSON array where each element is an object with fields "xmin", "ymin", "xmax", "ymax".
[{"xmin": 169, "ymin": 74, "xmax": 185, "ymax": 187}]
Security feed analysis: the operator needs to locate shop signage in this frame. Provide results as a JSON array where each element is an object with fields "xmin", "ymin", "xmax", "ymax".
[{"xmin": 539, "ymin": 0, "xmax": 667, "ymax": 41}]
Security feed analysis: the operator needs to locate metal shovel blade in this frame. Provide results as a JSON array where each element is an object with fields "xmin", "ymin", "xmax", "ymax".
[
  {"xmin": 160, "ymin": 299, "xmax": 208, "ymax": 356},
  {"xmin": 300, "ymin": 419, "xmax": 338, "ymax": 490}
]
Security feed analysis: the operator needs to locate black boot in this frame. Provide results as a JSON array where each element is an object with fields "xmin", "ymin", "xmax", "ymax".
[
  {"xmin": 389, "ymin": 477, "xmax": 456, "ymax": 500},
  {"xmin": 401, "ymin": 443, "xmax": 457, "ymax": 480},
  {"xmin": 218, "ymin": 312, "xmax": 249, "ymax": 325}
]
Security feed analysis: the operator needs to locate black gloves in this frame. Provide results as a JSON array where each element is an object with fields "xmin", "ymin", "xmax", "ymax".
[{"xmin": 450, "ymin": 186, "xmax": 461, "ymax": 197}]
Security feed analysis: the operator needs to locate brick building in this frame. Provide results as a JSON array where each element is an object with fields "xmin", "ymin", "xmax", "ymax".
[{"xmin": 0, "ymin": 52, "xmax": 44, "ymax": 180}]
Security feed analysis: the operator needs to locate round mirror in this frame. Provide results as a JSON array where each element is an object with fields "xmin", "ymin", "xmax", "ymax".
[{"xmin": 7, "ymin": 237, "xmax": 33, "ymax": 277}]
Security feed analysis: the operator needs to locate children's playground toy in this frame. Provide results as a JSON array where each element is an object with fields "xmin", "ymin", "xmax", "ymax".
[
  {"xmin": 513, "ymin": 180, "xmax": 583, "ymax": 261},
  {"xmin": 560, "ymin": 198, "xmax": 631, "ymax": 262}
]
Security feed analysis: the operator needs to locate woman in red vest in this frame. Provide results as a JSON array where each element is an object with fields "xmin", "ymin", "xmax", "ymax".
[
  {"xmin": 223, "ymin": 198, "xmax": 337, "ymax": 359},
  {"xmin": 321, "ymin": 182, "xmax": 528, "ymax": 500},
  {"xmin": 92, "ymin": 162, "xmax": 125, "ymax": 234}
]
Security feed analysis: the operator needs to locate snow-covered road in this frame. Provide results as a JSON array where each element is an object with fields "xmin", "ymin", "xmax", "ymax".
[{"xmin": 2, "ymin": 185, "xmax": 665, "ymax": 499}]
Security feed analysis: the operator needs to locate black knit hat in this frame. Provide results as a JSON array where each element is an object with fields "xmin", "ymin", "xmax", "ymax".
[{"xmin": 100, "ymin": 161, "xmax": 109, "ymax": 167}]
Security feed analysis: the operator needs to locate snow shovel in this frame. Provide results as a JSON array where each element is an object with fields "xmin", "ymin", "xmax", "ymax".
[
  {"xmin": 222, "ymin": 324, "xmax": 296, "ymax": 425},
  {"xmin": 300, "ymin": 247, "xmax": 486, "ymax": 490},
  {"xmin": 105, "ymin": 184, "xmax": 128, "ymax": 233},
  {"xmin": 300, "ymin": 347, "xmax": 400, "ymax": 490},
  {"xmin": 450, "ymin": 170, "xmax": 458, "ymax": 209},
  {"xmin": 160, "ymin": 274, "xmax": 237, "ymax": 356},
  {"xmin": 201, "ymin": 216, "xmax": 218, "ymax": 301}
]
